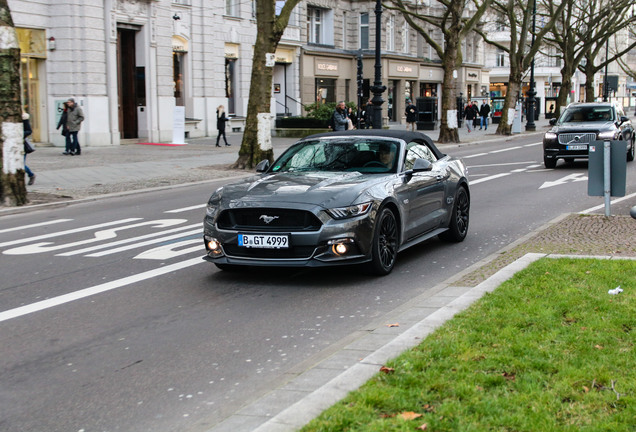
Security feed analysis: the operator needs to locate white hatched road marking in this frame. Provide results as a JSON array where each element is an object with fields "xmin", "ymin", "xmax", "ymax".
[{"xmin": 0, "ymin": 219, "xmax": 72, "ymax": 234}]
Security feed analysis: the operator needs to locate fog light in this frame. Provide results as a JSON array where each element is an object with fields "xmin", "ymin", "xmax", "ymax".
[
  {"xmin": 206, "ymin": 238, "xmax": 224, "ymax": 257},
  {"xmin": 328, "ymin": 238, "xmax": 354, "ymax": 256}
]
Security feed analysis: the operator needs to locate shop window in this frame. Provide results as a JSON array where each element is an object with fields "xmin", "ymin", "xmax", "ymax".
[
  {"xmin": 316, "ymin": 78, "xmax": 336, "ymax": 104},
  {"xmin": 226, "ymin": 58, "xmax": 237, "ymax": 115},
  {"xmin": 173, "ymin": 51, "xmax": 185, "ymax": 106},
  {"xmin": 360, "ymin": 13, "xmax": 369, "ymax": 49}
]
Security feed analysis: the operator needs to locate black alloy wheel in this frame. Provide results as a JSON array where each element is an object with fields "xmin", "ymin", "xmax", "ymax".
[
  {"xmin": 440, "ymin": 186, "xmax": 470, "ymax": 242},
  {"xmin": 628, "ymin": 137, "xmax": 635, "ymax": 162},
  {"xmin": 367, "ymin": 207, "xmax": 399, "ymax": 275}
]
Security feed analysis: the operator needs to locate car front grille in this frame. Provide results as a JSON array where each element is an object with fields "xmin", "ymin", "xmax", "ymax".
[
  {"xmin": 217, "ymin": 208, "xmax": 322, "ymax": 232},
  {"xmin": 223, "ymin": 244, "xmax": 316, "ymax": 259},
  {"xmin": 557, "ymin": 133, "xmax": 597, "ymax": 145}
]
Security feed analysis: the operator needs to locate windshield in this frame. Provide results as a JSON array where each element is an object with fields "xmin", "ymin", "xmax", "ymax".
[
  {"xmin": 271, "ymin": 138, "xmax": 400, "ymax": 174},
  {"xmin": 560, "ymin": 106, "xmax": 614, "ymax": 123}
]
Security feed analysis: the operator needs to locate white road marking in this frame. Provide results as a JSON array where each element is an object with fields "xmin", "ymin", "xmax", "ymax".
[
  {"xmin": 491, "ymin": 146, "xmax": 523, "ymax": 153},
  {"xmin": 581, "ymin": 191, "xmax": 636, "ymax": 214},
  {"xmin": 134, "ymin": 239, "xmax": 202, "ymax": 260},
  {"xmin": 524, "ymin": 142, "xmax": 542, "ymax": 147},
  {"xmin": 468, "ymin": 161, "xmax": 536, "ymax": 168},
  {"xmin": 165, "ymin": 204, "xmax": 206, "ymax": 213},
  {"xmin": 86, "ymin": 228, "xmax": 201, "ymax": 257},
  {"xmin": 0, "ymin": 257, "xmax": 205, "ymax": 324},
  {"xmin": 0, "ymin": 219, "xmax": 73, "ymax": 234},
  {"xmin": 0, "ymin": 218, "xmax": 141, "ymax": 248},
  {"xmin": 539, "ymin": 173, "xmax": 588, "ymax": 189},
  {"xmin": 3, "ymin": 219, "xmax": 187, "ymax": 255},
  {"xmin": 57, "ymin": 223, "xmax": 200, "ymax": 256},
  {"xmin": 463, "ymin": 152, "xmax": 489, "ymax": 159},
  {"xmin": 470, "ymin": 173, "xmax": 511, "ymax": 184}
]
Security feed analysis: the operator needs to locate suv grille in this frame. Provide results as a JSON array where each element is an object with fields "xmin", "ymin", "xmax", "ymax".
[
  {"xmin": 558, "ymin": 133, "xmax": 597, "ymax": 144},
  {"xmin": 217, "ymin": 208, "xmax": 322, "ymax": 232},
  {"xmin": 223, "ymin": 244, "xmax": 316, "ymax": 259}
]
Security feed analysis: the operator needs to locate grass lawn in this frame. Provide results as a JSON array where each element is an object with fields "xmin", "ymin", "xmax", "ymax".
[{"xmin": 301, "ymin": 257, "xmax": 635, "ymax": 432}]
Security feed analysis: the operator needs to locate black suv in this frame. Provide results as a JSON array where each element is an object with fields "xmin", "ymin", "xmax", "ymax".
[{"xmin": 543, "ymin": 102, "xmax": 635, "ymax": 168}]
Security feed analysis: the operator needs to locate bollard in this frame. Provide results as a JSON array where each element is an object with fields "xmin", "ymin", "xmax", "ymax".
[{"xmin": 631, "ymin": 206, "xmax": 636, "ymax": 219}]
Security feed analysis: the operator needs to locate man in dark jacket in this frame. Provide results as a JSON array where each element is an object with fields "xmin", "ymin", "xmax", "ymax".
[
  {"xmin": 464, "ymin": 101, "xmax": 477, "ymax": 133},
  {"xmin": 404, "ymin": 99, "xmax": 417, "ymax": 131},
  {"xmin": 479, "ymin": 101, "xmax": 491, "ymax": 130},
  {"xmin": 66, "ymin": 98, "xmax": 84, "ymax": 155},
  {"xmin": 332, "ymin": 101, "xmax": 349, "ymax": 131}
]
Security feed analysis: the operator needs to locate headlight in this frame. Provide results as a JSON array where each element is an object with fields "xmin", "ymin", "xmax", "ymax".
[
  {"xmin": 544, "ymin": 132, "xmax": 557, "ymax": 140},
  {"xmin": 326, "ymin": 202, "xmax": 372, "ymax": 219},
  {"xmin": 206, "ymin": 187, "xmax": 223, "ymax": 218},
  {"xmin": 597, "ymin": 131, "xmax": 615, "ymax": 140}
]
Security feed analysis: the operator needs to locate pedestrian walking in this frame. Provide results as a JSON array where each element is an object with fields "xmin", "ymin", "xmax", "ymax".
[
  {"xmin": 404, "ymin": 99, "xmax": 417, "ymax": 131},
  {"xmin": 331, "ymin": 101, "xmax": 349, "ymax": 131},
  {"xmin": 364, "ymin": 100, "xmax": 373, "ymax": 129},
  {"xmin": 464, "ymin": 101, "xmax": 477, "ymax": 133},
  {"xmin": 66, "ymin": 98, "xmax": 84, "ymax": 155},
  {"xmin": 22, "ymin": 113, "xmax": 35, "ymax": 185},
  {"xmin": 57, "ymin": 102, "xmax": 72, "ymax": 155},
  {"xmin": 479, "ymin": 101, "xmax": 491, "ymax": 130},
  {"xmin": 216, "ymin": 105, "xmax": 230, "ymax": 147}
]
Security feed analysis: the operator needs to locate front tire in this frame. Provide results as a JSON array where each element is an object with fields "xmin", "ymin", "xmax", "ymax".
[
  {"xmin": 439, "ymin": 186, "xmax": 470, "ymax": 242},
  {"xmin": 366, "ymin": 207, "xmax": 399, "ymax": 276},
  {"xmin": 628, "ymin": 138, "xmax": 635, "ymax": 162},
  {"xmin": 544, "ymin": 155, "xmax": 557, "ymax": 169}
]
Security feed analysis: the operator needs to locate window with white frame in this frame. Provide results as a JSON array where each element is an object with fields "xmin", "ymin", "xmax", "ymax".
[
  {"xmin": 307, "ymin": 7, "xmax": 322, "ymax": 44},
  {"xmin": 402, "ymin": 20, "xmax": 409, "ymax": 53},
  {"xmin": 386, "ymin": 15, "xmax": 394, "ymax": 51},
  {"xmin": 496, "ymin": 49, "xmax": 505, "ymax": 67},
  {"xmin": 360, "ymin": 12, "xmax": 369, "ymax": 49},
  {"xmin": 226, "ymin": 0, "xmax": 237, "ymax": 16}
]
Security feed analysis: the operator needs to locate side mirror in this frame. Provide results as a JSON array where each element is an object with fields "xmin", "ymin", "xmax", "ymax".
[
  {"xmin": 549, "ymin": 118, "xmax": 557, "ymax": 126},
  {"xmin": 412, "ymin": 158, "xmax": 433, "ymax": 172},
  {"xmin": 619, "ymin": 116, "xmax": 629, "ymax": 125},
  {"xmin": 255, "ymin": 160, "xmax": 270, "ymax": 172}
]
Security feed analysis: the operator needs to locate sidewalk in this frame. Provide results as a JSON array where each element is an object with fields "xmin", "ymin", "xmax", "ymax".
[{"xmin": 18, "ymin": 117, "xmax": 551, "ymax": 204}]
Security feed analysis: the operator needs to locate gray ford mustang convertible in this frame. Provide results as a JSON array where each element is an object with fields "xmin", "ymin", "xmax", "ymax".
[{"xmin": 203, "ymin": 130, "xmax": 469, "ymax": 275}]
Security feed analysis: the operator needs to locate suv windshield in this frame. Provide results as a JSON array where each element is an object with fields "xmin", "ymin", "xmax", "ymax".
[
  {"xmin": 271, "ymin": 138, "xmax": 399, "ymax": 174},
  {"xmin": 560, "ymin": 106, "xmax": 614, "ymax": 123}
]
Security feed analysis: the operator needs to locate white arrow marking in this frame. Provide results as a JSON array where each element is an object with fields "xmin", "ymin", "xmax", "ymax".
[
  {"xmin": 539, "ymin": 173, "xmax": 587, "ymax": 189},
  {"xmin": 86, "ymin": 228, "xmax": 201, "ymax": 257},
  {"xmin": 3, "ymin": 219, "xmax": 187, "ymax": 255},
  {"xmin": 134, "ymin": 239, "xmax": 202, "ymax": 260}
]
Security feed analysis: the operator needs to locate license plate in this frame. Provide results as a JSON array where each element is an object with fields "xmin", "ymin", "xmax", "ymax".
[
  {"xmin": 566, "ymin": 144, "xmax": 587, "ymax": 151},
  {"xmin": 238, "ymin": 234, "xmax": 289, "ymax": 249}
]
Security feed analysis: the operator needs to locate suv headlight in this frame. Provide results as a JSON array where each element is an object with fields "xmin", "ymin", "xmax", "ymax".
[
  {"xmin": 205, "ymin": 187, "xmax": 223, "ymax": 218},
  {"xmin": 597, "ymin": 131, "xmax": 615, "ymax": 140},
  {"xmin": 326, "ymin": 202, "xmax": 372, "ymax": 219},
  {"xmin": 544, "ymin": 132, "xmax": 557, "ymax": 140}
]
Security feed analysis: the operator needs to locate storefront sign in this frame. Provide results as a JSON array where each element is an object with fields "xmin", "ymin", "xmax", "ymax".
[
  {"xmin": 389, "ymin": 61, "xmax": 418, "ymax": 78},
  {"xmin": 315, "ymin": 60, "xmax": 339, "ymax": 75}
]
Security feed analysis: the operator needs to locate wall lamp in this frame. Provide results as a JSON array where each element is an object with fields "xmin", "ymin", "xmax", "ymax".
[{"xmin": 173, "ymin": 13, "xmax": 181, "ymax": 20}]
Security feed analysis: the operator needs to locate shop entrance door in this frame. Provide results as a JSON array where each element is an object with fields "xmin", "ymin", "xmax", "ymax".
[{"xmin": 117, "ymin": 28, "xmax": 138, "ymax": 139}]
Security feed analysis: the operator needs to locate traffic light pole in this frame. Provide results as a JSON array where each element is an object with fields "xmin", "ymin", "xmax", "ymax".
[{"xmin": 370, "ymin": 0, "xmax": 386, "ymax": 129}]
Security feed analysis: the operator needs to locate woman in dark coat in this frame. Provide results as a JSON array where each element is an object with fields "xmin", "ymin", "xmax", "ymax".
[
  {"xmin": 56, "ymin": 102, "xmax": 72, "ymax": 154},
  {"xmin": 216, "ymin": 105, "xmax": 230, "ymax": 147}
]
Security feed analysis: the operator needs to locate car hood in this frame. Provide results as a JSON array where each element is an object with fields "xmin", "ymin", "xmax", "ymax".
[
  {"xmin": 219, "ymin": 171, "xmax": 388, "ymax": 208},
  {"xmin": 551, "ymin": 121, "xmax": 615, "ymax": 133}
]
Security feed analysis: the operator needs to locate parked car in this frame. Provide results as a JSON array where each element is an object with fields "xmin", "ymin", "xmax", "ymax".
[
  {"xmin": 543, "ymin": 102, "xmax": 635, "ymax": 168},
  {"xmin": 203, "ymin": 130, "xmax": 470, "ymax": 276}
]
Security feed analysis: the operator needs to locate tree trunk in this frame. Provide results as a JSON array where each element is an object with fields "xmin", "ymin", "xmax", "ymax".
[
  {"xmin": 437, "ymin": 33, "xmax": 460, "ymax": 143},
  {"xmin": 583, "ymin": 62, "xmax": 596, "ymax": 102},
  {"xmin": 0, "ymin": 0, "xmax": 27, "ymax": 206}
]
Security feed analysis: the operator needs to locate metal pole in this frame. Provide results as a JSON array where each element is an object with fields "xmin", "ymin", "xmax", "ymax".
[
  {"xmin": 525, "ymin": 0, "xmax": 537, "ymax": 131},
  {"xmin": 603, "ymin": 40, "xmax": 609, "ymax": 102},
  {"xmin": 604, "ymin": 141, "xmax": 611, "ymax": 216},
  {"xmin": 370, "ymin": 0, "xmax": 386, "ymax": 129}
]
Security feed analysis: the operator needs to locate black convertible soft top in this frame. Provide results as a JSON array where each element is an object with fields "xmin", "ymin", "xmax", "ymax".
[{"xmin": 303, "ymin": 129, "xmax": 444, "ymax": 160}]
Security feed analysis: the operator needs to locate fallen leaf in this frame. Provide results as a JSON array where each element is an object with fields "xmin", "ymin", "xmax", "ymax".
[
  {"xmin": 418, "ymin": 423, "xmax": 428, "ymax": 430},
  {"xmin": 502, "ymin": 371, "xmax": 516, "ymax": 381},
  {"xmin": 386, "ymin": 323, "xmax": 400, "ymax": 327},
  {"xmin": 583, "ymin": 386, "xmax": 589, "ymax": 393},
  {"xmin": 380, "ymin": 366, "xmax": 395, "ymax": 374},
  {"xmin": 422, "ymin": 404, "xmax": 436, "ymax": 412},
  {"xmin": 399, "ymin": 411, "xmax": 422, "ymax": 421},
  {"xmin": 595, "ymin": 345, "xmax": 603, "ymax": 350}
]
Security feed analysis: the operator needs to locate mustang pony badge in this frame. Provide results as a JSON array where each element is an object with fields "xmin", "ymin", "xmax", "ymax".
[{"xmin": 259, "ymin": 215, "xmax": 279, "ymax": 224}]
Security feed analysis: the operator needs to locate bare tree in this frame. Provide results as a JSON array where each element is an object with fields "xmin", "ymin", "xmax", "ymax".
[
  {"xmin": 386, "ymin": 0, "xmax": 491, "ymax": 143},
  {"xmin": 0, "ymin": 0, "xmax": 26, "ymax": 206},
  {"xmin": 577, "ymin": 0, "xmax": 636, "ymax": 101},
  {"xmin": 232, "ymin": 0, "xmax": 301, "ymax": 170},
  {"xmin": 476, "ymin": 0, "xmax": 566, "ymax": 135}
]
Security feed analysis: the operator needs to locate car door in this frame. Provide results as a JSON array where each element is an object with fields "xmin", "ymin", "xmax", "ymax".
[{"xmin": 402, "ymin": 142, "xmax": 446, "ymax": 240}]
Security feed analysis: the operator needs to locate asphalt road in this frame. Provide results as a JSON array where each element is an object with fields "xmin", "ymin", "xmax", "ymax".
[{"xmin": 1, "ymin": 134, "xmax": 634, "ymax": 432}]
